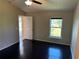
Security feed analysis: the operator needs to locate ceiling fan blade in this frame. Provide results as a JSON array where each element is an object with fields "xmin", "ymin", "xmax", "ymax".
[{"xmin": 32, "ymin": 0, "xmax": 42, "ymax": 4}]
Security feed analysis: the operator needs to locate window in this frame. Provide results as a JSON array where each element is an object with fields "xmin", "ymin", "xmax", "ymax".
[{"xmin": 49, "ymin": 18, "xmax": 62, "ymax": 38}]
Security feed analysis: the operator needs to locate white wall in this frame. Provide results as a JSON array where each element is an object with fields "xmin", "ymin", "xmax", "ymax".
[
  {"xmin": 0, "ymin": 0, "xmax": 24, "ymax": 50},
  {"xmin": 71, "ymin": 2, "xmax": 79, "ymax": 59},
  {"xmin": 26, "ymin": 11, "xmax": 73, "ymax": 45}
]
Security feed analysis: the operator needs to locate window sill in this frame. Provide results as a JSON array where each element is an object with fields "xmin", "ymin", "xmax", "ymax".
[{"xmin": 49, "ymin": 36, "xmax": 62, "ymax": 39}]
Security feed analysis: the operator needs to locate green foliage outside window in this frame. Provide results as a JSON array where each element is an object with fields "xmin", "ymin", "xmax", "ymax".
[{"xmin": 50, "ymin": 19, "xmax": 62, "ymax": 38}]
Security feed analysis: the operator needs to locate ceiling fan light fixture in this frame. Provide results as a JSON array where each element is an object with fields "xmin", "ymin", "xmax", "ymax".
[{"xmin": 25, "ymin": 0, "xmax": 32, "ymax": 6}]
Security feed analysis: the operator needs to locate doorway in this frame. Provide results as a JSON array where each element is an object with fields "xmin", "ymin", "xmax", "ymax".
[
  {"xmin": 18, "ymin": 16, "xmax": 33, "ymax": 40},
  {"xmin": 18, "ymin": 15, "xmax": 33, "ymax": 57}
]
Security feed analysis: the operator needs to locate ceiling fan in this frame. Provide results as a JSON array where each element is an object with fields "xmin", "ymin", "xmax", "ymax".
[{"xmin": 25, "ymin": 0, "xmax": 42, "ymax": 6}]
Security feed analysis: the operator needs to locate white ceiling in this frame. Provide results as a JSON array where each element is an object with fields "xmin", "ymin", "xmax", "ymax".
[{"xmin": 8, "ymin": 0, "xmax": 78, "ymax": 12}]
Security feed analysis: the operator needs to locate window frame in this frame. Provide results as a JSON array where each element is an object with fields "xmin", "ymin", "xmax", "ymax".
[{"xmin": 49, "ymin": 18, "xmax": 63, "ymax": 39}]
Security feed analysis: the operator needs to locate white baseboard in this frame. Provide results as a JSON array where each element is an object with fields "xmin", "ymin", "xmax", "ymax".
[
  {"xmin": 0, "ymin": 41, "xmax": 18, "ymax": 51},
  {"xmin": 35, "ymin": 39, "xmax": 70, "ymax": 46},
  {"xmin": 71, "ymin": 48, "xmax": 74, "ymax": 59}
]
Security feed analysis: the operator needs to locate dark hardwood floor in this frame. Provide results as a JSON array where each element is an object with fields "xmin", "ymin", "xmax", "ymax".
[{"xmin": 0, "ymin": 40, "xmax": 72, "ymax": 59}]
